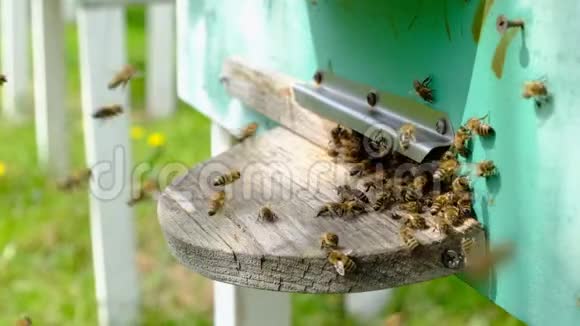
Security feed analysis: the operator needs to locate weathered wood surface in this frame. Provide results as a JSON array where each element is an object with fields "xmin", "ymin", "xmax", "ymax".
[
  {"xmin": 221, "ymin": 57, "xmax": 335, "ymax": 148},
  {"xmin": 158, "ymin": 127, "xmax": 483, "ymax": 293}
]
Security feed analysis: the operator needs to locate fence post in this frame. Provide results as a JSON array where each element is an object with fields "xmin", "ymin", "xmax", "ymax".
[
  {"xmin": 77, "ymin": 5, "xmax": 139, "ymax": 325},
  {"xmin": 146, "ymin": 1, "xmax": 176, "ymax": 118},
  {"xmin": 31, "ymin": 0, "xmax": 69, "ymax": 177},
  {"xmin": 0, "ymin": 0, "xmax": 31, "ymax": 120}
]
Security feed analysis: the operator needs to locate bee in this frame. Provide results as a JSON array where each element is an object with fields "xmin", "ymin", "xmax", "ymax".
[
  {"xmin": 92, "ymin": 104, "xmax": 123, "ymax": 119},
  {"xmin": 441, "ymin": 150, "xmax": 456, "ymax": 161},
  {"xmin": 461, "ymin": 217, "xmax": 483, "ymax": 233},
  {"xmin": 412, "ymin": 174, "xmax": 429, "ymax": 196},
  {"xmin": 433, "ymin": 214, "xmax": 452, "ymax": 235},
  {"xmin": 258, "ymin": 205, "xmax": 278, "ymax": 222},
  {"xmin": 327, "ymin": 249, "xmax": 356, "ymax": 276},
  {"xmin": 16, "ymin": 316, "xmax": 32, "ymax": 326},
  {"xmin": 0, "ymin": 74, "xmax": 6, "ymax": 85},
  {"xmin": 207, "ymin": 190, "xmax": 226, "ymax": 216},
  {"xmin": 395, "ymin": 184, "xmax": 419, "ymax": 202},
  {"xmin": 476, "ymin": 160, "xmax": 497, "ymax": 177},
  {"xmin": 465, "ymin": 115, "xmax": 494, "ymax": 136},
  {"xmin": 127, "ymin": 179, "xmax": 158, "ymax": 206},
  {"xmin": 456, "ymin": 192, "xmax": 473, "ymax": 216},
  {"xmin": 433, "ymin": 158, "xmax": 459, "ymax": 183},
  {"xmin": 330, "ymin": 124, "xmax": 348, "ymax": 147},
  {"xmin": 413, "ymin": 76, "xmax": 435, "ymax": 103},
  {"xmin": 320, "ymin": 232, "xmax": 339, "ymax": 250},
  {"xmin": 108, "ymin": 64, "xmax": 138, "ymax": 89},
  {"xmin": 400, "ymin": 226, "xmax": 420, "ymax": 251},
  {"xmin": 340, "ymin": 200, "xmax": 367, "ymax": 218},
  {"xmin": 238, "ymin": 122, "xmax": 258, "ymax": 141},
  {"xmin": 398, "ymin": 201, "xmax": 420, "ymax": 214},
  {"xmin": 404, "ymin": 213, "xmax": 428, "ymax": 230},
  {"xmin": 317, "ymin": 202, "xmax": 344, "ymax": 217},
  {"xmin": 522, "ymin": 80, "xmax": 548, "ymax": 100},
  {"xmin": 336, "ymin": 185, "xmax": 370, "ymax": 203},
  {"xmin": 429, "ymin": 192, "xmax": 455, "ymax": 215},
  {"xmin": 465, "ymin": 243, "xmax": 514, "ymax": 280},
  {"xmin": 461, "ymin": 237, "xmax": 475, "ymax": 258},
  {"xmin": 452, "ymin": 176, "xmax": 470, "ymax": 193},
  {"xmin": 443, "ymin": 206, "xmax": 462, "ymax": 226},
  {"xmin": 452, "ymin": 127, "xmax": 471, "ymax": 157},
  {"xmin": 213, "ymin": 170, "xmax": 241, "ymax": 186},
  {"xmin": 349, "ymin": 159, "xmax": 374, "ymax": 177},
  {"xmin": 57, "ymin": 168, "xmax": 92, "ymax": 191},
  {"xmin": 327, "ymin": 145, "xmax": 340, "ymax": 158},
  {"xmin": 373, "ymin": 190, "xmax": 395, "ymax": 211},
  {"xmin": 397, "ymin": 123, "xmax": 416, "ymax": 151}
]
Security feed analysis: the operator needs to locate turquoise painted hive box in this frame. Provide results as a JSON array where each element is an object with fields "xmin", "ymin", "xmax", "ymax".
[{"xmin": 175, "ymin": 0, "xmax": 580, "ymax": 325}]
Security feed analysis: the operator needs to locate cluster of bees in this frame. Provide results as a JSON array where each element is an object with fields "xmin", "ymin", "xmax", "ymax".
[{"xmin": 317, "ymin": 115, "xmax": 498, "ymax": 276}]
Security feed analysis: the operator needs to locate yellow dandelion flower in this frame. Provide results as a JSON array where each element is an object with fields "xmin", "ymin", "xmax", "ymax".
[
  {"xmin": 130, "ymin": 126, "xmax": 145, "ymax": 140},
  {"xmin": 0, "ymin": 161, "xmax": 6, "ymax": 177},
  {"xmin": 147, "ymin": 132, "xmax": 166, "ymax": 148}
]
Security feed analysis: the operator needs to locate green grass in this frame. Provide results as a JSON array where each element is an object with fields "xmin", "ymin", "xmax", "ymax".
[{"xmin": 0, "ymin": 6, "xmax": 524, "ymax": 326}]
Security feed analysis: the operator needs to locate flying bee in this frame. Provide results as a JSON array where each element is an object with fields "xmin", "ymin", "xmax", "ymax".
[
  {"xmin": 452, "ymin": 127, "xmax": 471, "ymax": 157},
  {"xmin": 433, "ymin": 158, "xmax": 459, "ymax": 183},
  {"xmin": 336, "ymin": 185, "xmax": 370, "ymax": 203},
  {"xmin": 443, "ymin": 206, "xmax": 462, "ymax": 226},
  {"xmin": 127, "ymin": 179, "xmax": 159, "ymax": 206},
  {"xmin": 16, "ymin": 316, "xmax": 32, "ymax": 326},
  {"xmin": 57, "ymin": 168, "xmax": 92, "ymax": 191},
  {"xmin": 400, "ymin": 226, "xmax": 420, "ymax": 251},
  {"xmin": 452, "ymin": 176, "xmax": 471, "ymax": 193},
  {"xmin": 213, "ymin": 170, "xmax": 241, "ymax": 187},
  {"xmin": 413, "ymin": 76, "xmax": 435, "ymax": 103},
  {"xmin": 476, "ymin": 160, "xmax": 497, "ymax": 177},
  {"xmin": 430, "ymin": 192, "xmax": 455, "ymax": 215},
  {"xmin": 397, "ymin": 123, "xmax": 416, "ymax": 151},
  {"xmin": 404, "ymin": 213, "xmax": 428, "ymax": 230},
  {"xmin": 327, "ymin": 249, "xmax": 356, "ymax": 276},
  {"xmin": 0, "ymin": 74, "xmax": 6, "ymax": 85},
  {"xmin": 237, "ymin": 122, "xmax": 258, "ymax": 141},
  {"xmin": 320, "ymin": 232, "xmax": 339, "ymax": 250},
  {"xmin": 373, "ymin": 190, "xmax": 395, "ymax": 211},
  {"xmin": 456, "ymin": 192, "xmax": 473, "ymax": 216},
  {"xmin": 349, "ymin": 159, "xmax": 374, "ymax": 177},
  {"xmin": 207, "ymin": 190, "xmax": 226, "ymax": 216},
  {"xmin": 108, "ymin": 64, "xmax": 138, "ymax": 89},
  {"xmin": 465, "ymin": 114, "xmax": 494, "ymax": 136},
  {"xmin": 92, "ymin": 104, "xmax": 123, "ymax": 119},
  {"xmin": 258, "ymin": 205, "xmax": 278, "ymax": 222}
]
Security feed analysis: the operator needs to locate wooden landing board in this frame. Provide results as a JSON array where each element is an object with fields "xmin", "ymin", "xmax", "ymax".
[{"xmin": 158, "ymin": 127, "xmax": 483, "ymax": 293}]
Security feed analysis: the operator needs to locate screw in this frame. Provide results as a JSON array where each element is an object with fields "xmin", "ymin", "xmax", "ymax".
[
  {"xmin": 496, "ymin": 15, "xmax": 524, "ymax": 34},
  {"xmin": 441, "ymin": 249, "xmax": 462, "ymax": 269},
  {"xmin": 435, "ymin": 119, "xmax": 447, "ymax": 134},
  {"xmin": 367, "ymin": 90, "xmax": 379, "ymax": 107},
  {"xmin": 313, "ymin": 71, "xmax": 324, "ymax": 85}
]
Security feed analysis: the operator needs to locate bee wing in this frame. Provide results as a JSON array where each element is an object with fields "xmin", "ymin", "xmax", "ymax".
[
  {"xmin": 342, "ymin": 249, "xmax": 353, "ymax": 255},
  {"xmin": 334, "ymin": 261, "xmax": 346, "ymax": 276}
]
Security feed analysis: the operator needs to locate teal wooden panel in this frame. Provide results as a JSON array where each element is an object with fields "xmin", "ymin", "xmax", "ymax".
[{"xmin": 462, "ymin": 1, "xmax": 580, "ymax": 325}]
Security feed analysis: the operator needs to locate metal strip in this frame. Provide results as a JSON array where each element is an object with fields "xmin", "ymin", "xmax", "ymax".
[{"xmin": 293, "ymin": 71, "xmax": 454, "ymax": 162}]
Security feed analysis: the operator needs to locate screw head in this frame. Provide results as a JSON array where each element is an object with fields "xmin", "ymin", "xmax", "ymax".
[
  {"xmin": 435, "ymin": 119, "xmax": 447, "ymax": 134},
  {"xmin": 442, "ymin": 249, "xmax": 463, "ymax": 269},
  {"xmin": 496, "ymin": 15, "xmax": 509, "ymax": 33},
  {"xmin": 367, "ymin": 90, "xmax": 379, "ymax": 107},
  {"xmin": 313, "ymin": 71, "xmax": 324, "ymax": 85}
]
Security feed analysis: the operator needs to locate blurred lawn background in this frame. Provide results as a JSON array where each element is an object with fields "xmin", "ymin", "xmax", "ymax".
[{"xmin": 0, "ymin": 6, "xmax": 524, "ymax": 326}]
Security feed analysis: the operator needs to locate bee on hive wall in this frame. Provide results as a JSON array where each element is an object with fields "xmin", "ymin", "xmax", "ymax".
[
  {"xmin": 452, "ymin": 176, "xmax": 470, "ymax": 193},
  {"xmin": 433, "ymin": 158, "xmax": 459, "ymax": 183},
  {"xmin": 213, "ymin": 170, "xmax": 241, "ymax": 187},
  {"xmin": 475, "ymin": 160, "xmax": 497, "ymax": 177},
  {"xmin": 451, "ymin": 127, "xmax": 472, "ymax": 157},
  {"xmin": 413, "ymin": 76, "xmax": 435, "ymax": 103},
  {"xmin": 464, "ymin": 114, "xmax": 494, "ymax": 136},
  {"xmin": 320, "ymin": 232, "xmax": 339, "ymax": 250},
  {"xmin": 522, "ymin": 80, "xmax": 550, "ymax": 107},
  {"xmin": 92, "ymin": 105, "xmax": 123, "ymax": 119},
  {"xmin": 108, "ymin": 64, "xmax": 138, "ymax": 89},
  {"xmin": 207, "ymin": 190, "xmax": 226, "ymax": 216},
  {"xmin": 397, "ymin": 123, "xmax": 416, "ymax": 151},
  {"xmin": 327, "ymin": 249, "xmax": 356, "ymax": 276}
]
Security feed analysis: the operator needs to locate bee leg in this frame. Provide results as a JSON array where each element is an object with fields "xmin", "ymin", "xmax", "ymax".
[{"xmin": 422, "ymin": 76, "xmax": 432, "ymax": 86}]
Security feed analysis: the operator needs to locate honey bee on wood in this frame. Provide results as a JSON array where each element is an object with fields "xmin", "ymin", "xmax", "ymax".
[
  {"xmin": 237, "ymin": 122, "xmax": 258, "ymax": 141},
  {"xmin": 465, "ymin": 243, "xmax": 514, "ymax": 280},
  {"xmin": 0, "ymin": 74, "xmax": 7, "ymax": 85},
  {"xmin": 213, "ymin": 170, "xmax": 241, "ymax": 186},
  {"xmin": 258, "ymin": 205, "xmax": 278, "ymax": 222},
  {"xmin": 433, "ymin": 158, "xmax": 459, "ymax": 183},
  {"xmin": 330, "ymin": 124, "xmax": 347, "ymax": 147},
  {"xmin": 475, "ymin": 160, "xmax": 497, "ymax": 177},
  {"xmin": 452, "ymin": 127, "xmax": 471, "ymax": 157},
  {"xmin": 207, "ymin": 190, "xmax": 226, "ymax": 216},
  {"xmin": 404, "ymin": 213, "xmax": 428, "ymax": 230},
  {"xmin": 397, "ymin": 123, "xmax": 416, "ymax": 151},
  {"xmin": 400, "ymin": 226, "xmax": 420, "ymax": 251},
  {"xmin": 433, "ymin": 214, "xmax": 452, "ymax": 235},
  {"xmin": 336, "ymin": 185, "xmax": 370, "ymax": 203},
  {"xmin": 16, "ymin": 316, "xmax": 32, "ymax": 326},
  {"xmin": 317, "ymin": 202, "xmax": 344, "ymax": 217},
  {"xmin": 395, "ymin": 184, "xmax": 419, "ymax": 202},
  {"xmin": 412, "ymin": 174, "xmax": 429, "ymax": 197},
  {"xmin": 320, "ymin": 232, "xmax": 339, "ymax": 250},
  {"xmin": 413, "ymin": 76, "xmax": 435, "ymax": 103},
  {"xmin": 92, "ymin": 104, "xmax": 123, "ymax": 119},
  {"xmin": 465, "ymin": 114, "xmax": 494, "ymax": 137},
  {"xmin": 452, "ymin": 176, "xmax": 471, "ymax": 193},
  {"xmin": 340, "ymin": 200, "xmax": 366, "ymax": 218},
  {"xmin": 57, "ymin": 168, "xmax": 92, "ymax": 191},
  {"xmin": 443, "ymin": 206, "xmax": 462, "ymax": 226},
  {"xmin": 456, "ymin": 192, "xmax": 473, "ymax": 216},
  {"xmin": 108, "ymin": 64, "xmax": 138, "ymax": 89},
  {"xmin": 349, "ymin": 159, "xmax": 374, "ymax": 177},
  {"xmin": 461, "ymin": 237, "xmax": 475, "ymax": 259},
  {"xmin": 127, "ymin": 179, "xmax": 159, "ymax": 206},
  {"xmin": 429, "ymin": 192, "xmax": 454, "ymax": 215},
  {"xmin": 522, "ymin": 80, "xmax": 550, "ymax": 107},
  {"xmin": 373, "ymin": 190, "xmax": 395, "ymax": 211},
  {"xmin": 327, "ymin": 249, "xmax": 356, "ymax": 276},
  {"xmin": 396, "ymin": 201, "xmax": 420, "ymax": 216},
  {"xmin": 327, "ymin": 145, "xmax": 340, "ymax": 158}
]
